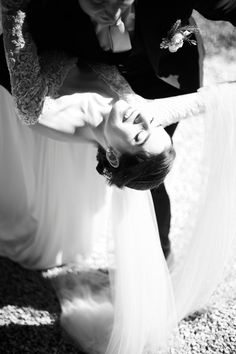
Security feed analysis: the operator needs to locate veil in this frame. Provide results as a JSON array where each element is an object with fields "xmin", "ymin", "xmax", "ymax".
[
  {"xmin": 107, "ymin": 188, "xmax": 178, "ymax": 354},
  {"xmin": 107, "ymin": 83, "xmax": 236, "ymax": 353},
  {"xmin": 57, "ymin": 83, "xmax": 236, "ymax": 354},
  {"xmin": 170, "ymin": 83, "xmax": 236, "ymax": 319}
]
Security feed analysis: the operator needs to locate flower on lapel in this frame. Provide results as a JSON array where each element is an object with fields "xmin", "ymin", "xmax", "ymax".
[{"xmin": 160, "ymin": 19, "xmax": 199, "ymax": 53}]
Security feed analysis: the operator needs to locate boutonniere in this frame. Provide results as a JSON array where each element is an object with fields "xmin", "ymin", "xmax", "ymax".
[{"xmin": 160, "ymin": 19, "xmax": 199, "ymax": 53}]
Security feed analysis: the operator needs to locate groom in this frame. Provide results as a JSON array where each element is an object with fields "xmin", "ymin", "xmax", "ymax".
[{"xmin": 2, "ymin": 0, "xmax": 236, "ymax": 258}]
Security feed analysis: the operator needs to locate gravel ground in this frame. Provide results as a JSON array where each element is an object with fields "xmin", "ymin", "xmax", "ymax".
[{"xmin": 1, "ymin": 12, "xmax": 236, "ymax": 354}]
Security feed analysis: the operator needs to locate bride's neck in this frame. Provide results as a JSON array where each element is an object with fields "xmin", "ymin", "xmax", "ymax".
[
  {"xmin": 88, "ymin": 115, "xmax": 110, "ymax": 150},
  {"xmin": 54, "ymin": 64, "xmax": 115, "ymax": 148}
]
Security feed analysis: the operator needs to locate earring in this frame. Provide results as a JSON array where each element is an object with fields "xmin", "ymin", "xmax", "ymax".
[{"xmin": 106, "ymin": 147, "xmax": 120, "ymax": 168}]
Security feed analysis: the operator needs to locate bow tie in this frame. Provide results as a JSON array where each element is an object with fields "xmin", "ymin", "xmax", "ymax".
[{"xmin": 94, "ymin": 7, "xmax": 135, "ymax": 53}]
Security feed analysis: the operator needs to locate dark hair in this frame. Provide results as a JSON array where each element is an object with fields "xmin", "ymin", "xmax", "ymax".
[{"xmin": 96, "ymin": 144, "xmax": 176, "ymax": 190}]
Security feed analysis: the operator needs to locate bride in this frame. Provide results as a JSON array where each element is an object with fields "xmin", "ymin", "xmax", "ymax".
[{"xmin": 1, "ymin": 2, "xmax": 236, "ymax": 353}]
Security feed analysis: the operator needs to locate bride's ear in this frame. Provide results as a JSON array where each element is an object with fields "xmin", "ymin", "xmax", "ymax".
[{"xmin": 106, "ymin": 147, "xmax": 120, "ymax": 168}]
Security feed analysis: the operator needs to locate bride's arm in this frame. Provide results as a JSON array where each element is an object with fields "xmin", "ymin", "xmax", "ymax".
[
  {"xmin": 1, "ymin": 2, "xmax": 119, "ymax": 144},
  {"xmin": 1, "ymin": 0, "xmax": 79, "ymax": 126},
  {"xmin": 35, "ymin": 92, "xmax": 112, "ymax": 143},
  {"xmin": 90, "ymin": 63, "xmax": 206, "ymax": 127},
  {"xmin": 2, "ymin": 0, "xmax": 48, "ymax": 124},
  {"xmin": 1, "ymin": 0, "xmax": 204, "ymax": 139}
]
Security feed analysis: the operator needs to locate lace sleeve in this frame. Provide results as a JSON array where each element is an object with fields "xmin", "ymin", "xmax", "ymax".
[
  {"xmin": 151, "ymin": 91, "xmax": 206, "ymax": 127},
  {"xmin": 2, "ymin": 3, "xmax": 76, "ymax": 125}
]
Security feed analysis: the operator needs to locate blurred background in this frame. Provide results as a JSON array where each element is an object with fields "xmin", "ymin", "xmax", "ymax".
[{"xmin": 194, "ymin": 11, "xmax": 236, "ymax": 84}]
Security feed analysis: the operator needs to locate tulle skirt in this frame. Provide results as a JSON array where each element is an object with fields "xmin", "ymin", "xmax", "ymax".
[
  {"xmin": 0, "ymin": 85, "xmax": 115, "ymax": 270},
  {"xmin": 1, "ymin": 83, "xmax": 236, "ymax": 353},
  {"xmin": 0, "ymin": 85, "xmax": 177, "ymax": 352}
]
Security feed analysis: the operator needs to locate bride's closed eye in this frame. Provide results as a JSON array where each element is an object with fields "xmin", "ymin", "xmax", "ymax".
[{"xmin": 134, "ymin": 130, "xmax": 149, "ymax": 145}]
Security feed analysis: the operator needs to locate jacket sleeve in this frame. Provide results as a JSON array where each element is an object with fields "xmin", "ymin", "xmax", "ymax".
[{"xmin": 194, "ymin": 0, "xmax": 236, "ymax": 25}]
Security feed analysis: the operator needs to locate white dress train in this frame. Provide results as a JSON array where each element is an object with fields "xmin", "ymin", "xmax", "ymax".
[
  {"xmin": 1, "ymin": 82, "xmax": 236, "ymax": 353},
  {"xmin": 171, "ymin": 83, "xmax": 236, "ymax": 320}
]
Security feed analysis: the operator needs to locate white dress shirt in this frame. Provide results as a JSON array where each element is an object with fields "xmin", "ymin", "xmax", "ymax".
[{"xmin": 92, "ymin": 5, "xmax": 135, "ymax": 53}]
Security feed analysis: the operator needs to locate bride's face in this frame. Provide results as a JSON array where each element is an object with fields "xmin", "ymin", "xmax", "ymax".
[
  {"xmin": 79, "ymin": 0, "xmax": 134, "ymax": 24},
  {"xmin": 104, "ymin": 101, "xmax": 172, "ymax": 156}
]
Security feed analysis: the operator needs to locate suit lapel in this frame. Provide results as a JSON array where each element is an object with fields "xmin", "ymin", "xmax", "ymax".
[{"xmin": 136, "ymin": 0, "xmax": 193, "ymax": 75}]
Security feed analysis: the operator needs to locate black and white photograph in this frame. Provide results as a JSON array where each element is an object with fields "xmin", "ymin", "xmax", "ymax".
[{"xmin": 0, "ymin": 1, "xmax": 236, "ymax": 353}]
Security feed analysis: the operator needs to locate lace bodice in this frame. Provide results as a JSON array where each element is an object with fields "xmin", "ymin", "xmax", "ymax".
[{"xmin": 2, "ymin": 1, "xmax": 76, "ymax": 125}]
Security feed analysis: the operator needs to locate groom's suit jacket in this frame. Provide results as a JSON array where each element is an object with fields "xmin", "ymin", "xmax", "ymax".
[
  {"xmin": 25, "ymin": 0, "xmax": 236, "ymax": 94},
  {"xmin": 1, "ymin": 0, "xmax": 236, "ymax": 96}
]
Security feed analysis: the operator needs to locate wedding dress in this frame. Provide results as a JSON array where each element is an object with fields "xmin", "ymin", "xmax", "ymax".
[
  {"xmin": 1, "ymin": 3, "xmax": 236, "ymax": 354},
  {"xmin": 2, "ymin": 78, "xmax": 236, "ymax": 354},
  {"xmin": 0, "ymin": 83, "xmax": 177, "ymax": 353}
]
